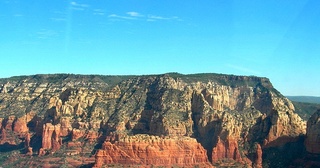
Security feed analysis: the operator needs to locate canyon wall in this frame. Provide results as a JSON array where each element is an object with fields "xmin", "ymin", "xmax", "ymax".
[{"xmin": 0, "ymin": 73, "xmax": 309, "ymax": 167}]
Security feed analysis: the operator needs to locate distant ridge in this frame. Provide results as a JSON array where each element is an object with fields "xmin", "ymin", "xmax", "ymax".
[{"xmin": 287, "ymin": 96, "xmax": 320, "ymax": 104}]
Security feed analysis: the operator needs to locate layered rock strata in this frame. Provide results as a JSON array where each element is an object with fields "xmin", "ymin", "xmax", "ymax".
[
  {"xmin": 94, "ymin": 134, "xmax": 211, "ymax": 167},
  {"xmin": 0, "ymin": 73, "xmax": 307, "ymax": 167}
]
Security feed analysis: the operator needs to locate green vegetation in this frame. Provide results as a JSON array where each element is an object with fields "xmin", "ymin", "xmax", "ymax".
[
  {"xmin": 166, "ymin": 72, "xmax": 271, "ymax": 88},
  {"xmin": 1, "ymin": 73, "xmax": 272, "ymax": 89},
  {"xmin": 0, "ymin": 149, "xmax": 28, "ymax": 168},
  {"xmin": 291, "ymin": 101, "xmax": 320, "ymax": 120},
  {"xmin": 0, "ymin": 73, "xmax": 137, "ymax": 87}
]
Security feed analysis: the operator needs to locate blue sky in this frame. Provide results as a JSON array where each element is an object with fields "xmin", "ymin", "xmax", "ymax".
[{"xmin": 0, "ymin": 0, "xmax": 319, "ymax": 96}]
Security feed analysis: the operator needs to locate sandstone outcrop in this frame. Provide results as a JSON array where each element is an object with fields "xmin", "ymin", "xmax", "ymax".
[
  {"xmin": 94, "ymin": 134, "xmax": 211, "ymax": 167},
  {"xmin": 257, "ymin": 109, "xmax": 306, "ymax": 147},
  {"xmin": 25, "ymin": 132, "xmax": 31, "ymax": 147},
  {"xmin": 26, "ymin": 147, "xmax": 33, "ymax": 156},
  {"xmin": 254, "ymin": 143, "xmax": 262, "ymax": 168},
  {"xmin": 212, "ymin": 137, "xmax": 242, "ymax": 163},
  {"xmin": 12, "ymin": 115, "xmax": 29, "ymax": 133},
  {"xmin": 0, "ymin": 128, "xmax": 7, "ymax": 144},
  {"xmin": 245, "ymin": 97, "xmax": 306, "ymax": 148},
  {"xmin": 3, "ymin": 116, "xmax": 16, "ymax": 131},
  {"xmin": 40, "ymin": 123, "xmax": 62, "ymax": 154},
  {"xmin": 305, "ymin": 109, "xmax": 320, "ymax": 154}
]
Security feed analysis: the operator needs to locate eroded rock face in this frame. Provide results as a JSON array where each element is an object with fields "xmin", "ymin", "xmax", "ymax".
[
  {"xmin": 0, "ymin": 74, "xmax": 308, "ymax": 167},
  {"xmin": 265, "ymin": 110, "xmax": 305, "ymax": 146},
  {"xmin": 3, "ymin": 116, "xmax": 16, "ymax": 131},
  {"xmin": 12, "ymin": 116, "xmax": 29, "ymax": 133},
  {"xmin": 0, "ymin": 114, "xmax": 33, "ymax": 145},
  {"xmin": 212, "ymin": 137, "xmax": 242, "ymax": 163},
  {"xmin": 305, "ymin": 109, "xmax": 320, "ymax": 154},
  {"xmin": 254, "ymin": 143, "xmax": 263, "ymax": 168},
  {"xmin": 94, "ymin": 134, "xmax": 211, "ymax": 168},
  {"xmin": 41, "ymin": 123, "xmax": 62, "ymax": 153}
]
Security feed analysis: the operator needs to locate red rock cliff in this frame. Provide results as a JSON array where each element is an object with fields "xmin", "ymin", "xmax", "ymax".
[
  {"xmin": 212, "ymin": 137, "xmax": 242, "ymax": 163},
  {"xmin": 93, "ymin": 134, "xmax": 211, "ymax": 168},
  {"xmin": 40, "ymin": 123, "xmax": 62, "ymax": 154}
]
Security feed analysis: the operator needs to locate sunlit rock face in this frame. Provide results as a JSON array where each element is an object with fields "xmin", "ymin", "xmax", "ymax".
[
  {"xmin": 0, "ymin": 73, "xmax": 306, "ymax": 167},
  {"xmin": 93, "ymin": 134, "xmax": 211, "ymax": 168}
]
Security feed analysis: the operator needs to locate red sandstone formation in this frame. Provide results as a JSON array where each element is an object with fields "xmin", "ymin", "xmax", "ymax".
[
  {"xmin": 84, "ymin": 130, "xmax": 99, "ymax": 142},
  {"xmin": 60, "ymin": 117, "xmax": 72, "ymax": 136},
  {"xmin": 93, "ymin": 134, "xmax": 211, "ymax": 168},
  {"xmin": 25, "ymin": 132, "xmax": 31, "ymax": 148},
  {"xmin": 71, "ymin": 129, "xmax": 86, "ymax": 141},
  {"xmin": 39, "ymin": 148, "xmax": 46, "ymax": 156},
  {"xmin": 26, "ymin": 147, "xmax": 33, "ymax": 156},
  {"xmin": 212, "ymin": 137, "xmax": 242, "ymax": 163},
  {"xmin": 263, "ymin": 109, "xmax": 305, "ymax": 147},
  {"xmin": 254, "ymin": 143, "xmax": 262, "ymax": 168},
  {"xmin": 0, "ymin": 114, "xmax": 32, "ymax": 146},
  {"xmin": 0, "ymin": 125, "xmax": 19, "ymax": 145},
  {"xmin": 0, "ymin": 128, "xmax": 7, "ymax": 144},
  {"xmin": 40, "ymin": 123, "xmax": 62, "ymax": 154},
  {"xmin": 3, "ymin": 116, "xmax": 16, "ymax": 131},
  {"xmin": 13, "ymin": 116, "xmax": 29, "ymax": 133}
]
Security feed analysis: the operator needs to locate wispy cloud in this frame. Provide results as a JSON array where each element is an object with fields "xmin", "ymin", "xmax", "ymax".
[
  {"xmin": 146, "ymin": 15, "xmax": 180, "ymax": 22},
  {"xmin": 70, "ymin": 1, "xmax": 89, "ymax": 8},
  {"xmin": 108, "ymin": 14, "xmax": 136, "ymax": 20},
  {"xmin": 93, "ymin": 9, "xmax": 105, "ymax": 16},
  {"xmin": 127, "ymin": 12, "xmax": 143, "ymax": 17},
  {"xmin": 108, "ymin": 11, "xmax": 181, "ymax": 22},
  {"xmin": 148, "ymin": 15, "xmax": 178, "ymax": 20},
  {"xmin": 70, "ymin": 1, "xmax": 89, "ymax": 11}
]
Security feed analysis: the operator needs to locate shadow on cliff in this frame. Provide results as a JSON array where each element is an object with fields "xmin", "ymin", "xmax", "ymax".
[
  {"xmin": 247, "ymin": 114, "xmax": 271, "ymax": 145},
  {"xmin": 292, "ymin": 153, "xmax": 320, "ymax": 168},
  {"xmin": 190, "ymin": 91, "xmax": 222, "ymax": 163},
  {"xmin": 79, "ymin": 163, "xmax": 95, "ymax": 168},
  {"xmin": 247, "ymin": 114, "xmax": 307, "ymax": 167},
  {"xmin": 131, "ymin": 101, "xmax": 154, "ymax": 135},
  {"xmin": 191, "ymin": 112, "xmax": 219, "ymax": 163},
  {"xmin": 28, "ymin": 135, "xmax": 42, "ymax": 154},
  {"xmin": 262, "ymin": 135, "xmax": 305, "ymax": 168},
  {"xmin": 131, "ymin": 78, "xmax": 164, "ymax": 135},
  {"xmin": 196, "ymin": 125, "xmax": 216, "ymax": 163},
  {"xmin": 0, "ymin": 142, "xmax": 24, "ymax": 153}
]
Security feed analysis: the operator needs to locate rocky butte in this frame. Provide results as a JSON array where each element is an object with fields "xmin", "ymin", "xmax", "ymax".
[{"xmin": 0, "ymin": 73, "xmax": 318, "ymax": 167}]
